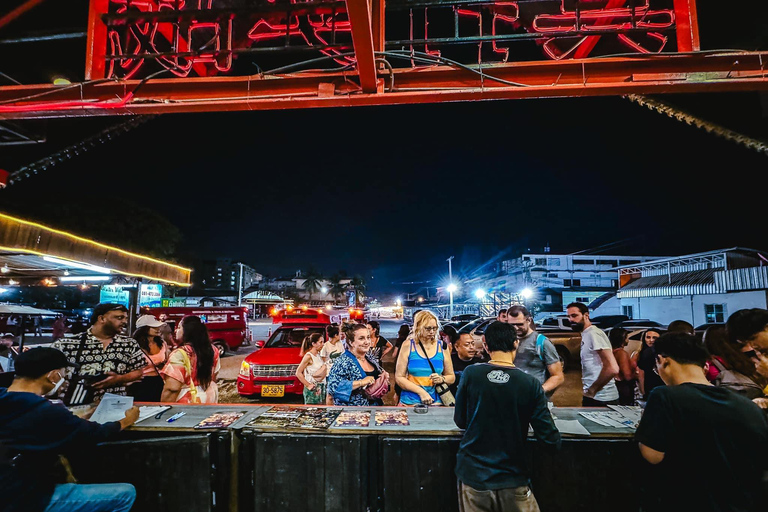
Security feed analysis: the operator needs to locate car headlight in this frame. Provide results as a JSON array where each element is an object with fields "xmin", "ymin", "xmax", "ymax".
[{"xmin": 239, "ymin": 361, "xmax": 251, "ymax": 377}]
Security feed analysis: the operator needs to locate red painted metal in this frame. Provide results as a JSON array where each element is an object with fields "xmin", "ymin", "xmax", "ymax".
[
  {"xmin": 85, "ymin": 0, "xmax": 110, "ymax": 79},
  {"xmin": 345, "ymin": 0, "xmax": 378, "ymax": 93},
  {"xmin": 673, "ymin": 0, "xmax": 700, "ymax": 52},
  {"xmin": 1, "ymin": 52, "xmax": 766, "ymax": 119},
  {"xmin": 0, "ymin": 0, "xmax": 46, "ymax": 30}
]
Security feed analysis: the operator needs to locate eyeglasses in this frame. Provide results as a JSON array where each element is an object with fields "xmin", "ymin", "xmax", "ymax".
[{"xmin": 423, "ymin": 326, "xmax": 439, "ymax": 332}]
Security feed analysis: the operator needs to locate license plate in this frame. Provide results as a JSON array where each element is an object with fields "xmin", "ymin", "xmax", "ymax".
[{"xmin": 261, "ymin": 385, "xmax": 285, "ymax": 397}]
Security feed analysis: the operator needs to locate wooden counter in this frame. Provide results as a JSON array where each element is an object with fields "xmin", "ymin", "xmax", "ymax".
[{"xmin": 70, "ymin": 404, "xmax": 640, "ymax": 512}]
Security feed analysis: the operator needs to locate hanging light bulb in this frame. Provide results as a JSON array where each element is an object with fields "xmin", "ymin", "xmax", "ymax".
[{"xmin": 1, "ymin": 264, "xmax": 9, "ymax": 274}]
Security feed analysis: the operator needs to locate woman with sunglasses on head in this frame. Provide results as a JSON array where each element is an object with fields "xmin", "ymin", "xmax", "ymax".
[{"xmin": 395, "ymin": 310, "xmax": 455, "ymax": 406}]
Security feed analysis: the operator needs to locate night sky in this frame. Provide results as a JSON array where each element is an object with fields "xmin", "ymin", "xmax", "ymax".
[{"xmin": 3, "ymin": 92, "xmax": 768, "ymax": 295}]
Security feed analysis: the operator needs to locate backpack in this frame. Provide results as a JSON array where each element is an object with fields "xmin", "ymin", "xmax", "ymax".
[{"xmin": 711, "ymin": 358, "xmax": 765, "ymax": 400}]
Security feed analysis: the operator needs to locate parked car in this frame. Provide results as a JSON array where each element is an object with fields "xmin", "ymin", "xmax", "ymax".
[
  {"xmin": 694, "ymin": 323, "xmax": 724, "ymax": 340},
  {"xmin": 590, "ymin": 315, "xmax": 629, "ymax": 329},
  {"xmin": 237, "ymin": 308, "xmax": 331, "ymax": 398},
  {"xmin": 457, "ymin": 317, "xmax": 496, "ymax": 354},
  {"xmin": 612, "ymin": 319, "xmax": 665, "ymax": 330},
  {"xmin": 536, "ymin": 315, "xmax": 572, "ymax": 331}
]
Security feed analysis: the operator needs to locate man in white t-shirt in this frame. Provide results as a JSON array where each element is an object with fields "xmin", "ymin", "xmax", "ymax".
[{"xmin": 566, "ymin": 302, "xmax": 619, "ymax": 406}]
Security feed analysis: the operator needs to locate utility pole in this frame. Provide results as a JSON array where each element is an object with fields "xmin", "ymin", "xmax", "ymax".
[
  {"xmin": 447, "ymin": 256, "xmax": 454, "ymax": 319},
  {"xmin": 237, "ymin": 262, "xmax": 244, "ymax": 306}
]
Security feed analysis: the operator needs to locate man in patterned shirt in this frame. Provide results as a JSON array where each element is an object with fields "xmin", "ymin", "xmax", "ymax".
[{"xmin": 51, "ymin": 303, "xmax": 146, "ymax": 399}]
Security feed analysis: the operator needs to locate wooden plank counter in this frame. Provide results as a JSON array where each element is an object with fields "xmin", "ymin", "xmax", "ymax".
[{"xmin": 69, "ymin": 404, "xmax": 641, "ymax": 512}]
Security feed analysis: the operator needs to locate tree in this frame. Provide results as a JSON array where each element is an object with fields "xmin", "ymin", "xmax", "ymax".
[
  {"xmin": 301, "ymin": 268, "xmax": 323, "ymax": 302},
  {"xmin": 329, "ymin": 273, "xmax": 348, "ymax": 304}
]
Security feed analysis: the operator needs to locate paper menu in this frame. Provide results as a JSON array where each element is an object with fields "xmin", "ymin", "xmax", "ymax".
[
  {"xmin": 136, "ymin": 405, "xmax": 171, "ymax": 423},
  {"xmin": 554, "ymin": 419, "xmax": 591, "ymax": 436},
  {"xmin": 89, "ymin": 393, "xmax": 133, "ymax": 424},
  {"xmin": 579, "ymin": 411, "xmax": 637, "ymax": 429}
]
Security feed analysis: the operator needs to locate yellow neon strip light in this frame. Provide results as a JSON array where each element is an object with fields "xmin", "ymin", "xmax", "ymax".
[
  {"xmin": 0, "ymin": 213, "xmax": 191, "ymax": 272},
  {"xmin": 0, "ymin": 245, "xmax": 191, "ymax": 287}
]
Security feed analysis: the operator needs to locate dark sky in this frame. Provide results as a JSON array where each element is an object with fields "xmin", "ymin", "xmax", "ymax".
[{"xmin": 3, "ymin": 92, "xmax": 768, "ymax": 295}]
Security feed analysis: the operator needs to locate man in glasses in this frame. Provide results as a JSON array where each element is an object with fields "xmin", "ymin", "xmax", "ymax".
[
  {"xmin": 506, "ymin": 305, "xmax": 564, "ymax": 398},
  {"xmin": 635, "ymin": 332, "xmax": 768, "ymax": 512}
]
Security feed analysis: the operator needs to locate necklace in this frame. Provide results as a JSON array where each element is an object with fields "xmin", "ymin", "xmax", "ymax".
[{"xmin": 488, "ymin": 359, "xmax": 515, "ymax": 367}]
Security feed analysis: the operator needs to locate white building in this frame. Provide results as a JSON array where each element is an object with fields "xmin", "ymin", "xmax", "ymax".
[
  {"xmin": 497, "ymin": 252, "xmax": 663, "ymax": 313},
  {"xmin": 617, "ymin": 248, "xmax": 768, "ymax": 325}
]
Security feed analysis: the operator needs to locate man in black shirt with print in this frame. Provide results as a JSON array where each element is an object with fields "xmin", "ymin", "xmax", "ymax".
[
  {"xmin": 635, "ymin": 332, "xmax": 768, "ymax": 512},
  {"xmin": 454, "ymin": 321, "xmax": 560, "ymax": 512}
]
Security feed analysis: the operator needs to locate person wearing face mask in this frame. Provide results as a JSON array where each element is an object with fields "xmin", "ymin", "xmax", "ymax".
[{"xmin": 0, "ymin": 347, "xmax": 139, "ymax": 512}]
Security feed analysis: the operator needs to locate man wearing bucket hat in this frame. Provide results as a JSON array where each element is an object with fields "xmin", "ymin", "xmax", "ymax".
[{"xmin": 0, "ymin": 347, "xmax": 139, "ymax": 512}]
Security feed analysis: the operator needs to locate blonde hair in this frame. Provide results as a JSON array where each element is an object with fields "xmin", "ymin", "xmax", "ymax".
[{"xmin": 413, "ymin": 310, "xmax": 441, "ymax": 343}]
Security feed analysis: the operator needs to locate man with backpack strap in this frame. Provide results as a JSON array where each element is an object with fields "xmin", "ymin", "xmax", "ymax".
[{"xmin": 506, "ymin": 305, "xmax": 564, "ymax": 397}]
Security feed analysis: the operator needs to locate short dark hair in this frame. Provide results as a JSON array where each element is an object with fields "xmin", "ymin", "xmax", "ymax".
[
  {"xmin": 566, "ymin": 302, "xmax": 589, "ymax": 314},
  {"xmin": 667, "ymin": 320, "xmax": 694, "ymax": 335},
  {"xmin": 367, "ymin": 320, "xmax": 380, "ymax": 336},
  {"xmin": 654, "ymin": 332, "xmax": 709, "ymax": 367},
  {"xmin": 483, "ymin": 321, "xmax": 518, "ymax": 353},
  {"xmin": 497, "ymin": 309, "xmax": 507, "ymax": 317},
  {"xmin": 726, "ymin": 308, "xmax": 768, "ymax": 344},
  {"xmin": 90, "ymin": 303, "xmax": 128, "ymax": 325},
  {"xmin": 609, "ymin": 327, "xmax": 628, "ymax": 349},
  {"xmin": 507, "ymin": 305, "xmax": 531, "ymax": 319}
]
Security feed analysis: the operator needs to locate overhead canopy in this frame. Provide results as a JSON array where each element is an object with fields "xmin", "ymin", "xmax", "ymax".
[
  {"xmin": 0, "ymin": 213, "xmax": 191, "ymax": 287},
  {"xmin": 0, "ymin": 305, "xmax": 57, "ymax": 316}
]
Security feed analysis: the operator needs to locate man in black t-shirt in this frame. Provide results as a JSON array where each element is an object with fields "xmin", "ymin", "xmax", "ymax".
[
  {"xmin": 454, "ymin": 322, "xmax": 560, "ymax": 512},
  {"xmin": 635, "ymin": 332, "xmax": 768, "ymax": 512},
  {"xmin": 449, "ymin": 333, "xmax": 482, "ymax": 395}
]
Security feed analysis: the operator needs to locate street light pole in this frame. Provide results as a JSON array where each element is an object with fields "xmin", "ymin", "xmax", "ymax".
[
  {"xmin": 237, "ymin": 262, "xmax": 244, "ymax": 306},
  {"xmin": 447, "ymin": 256, "xmax": 454, "ymax": 319}
]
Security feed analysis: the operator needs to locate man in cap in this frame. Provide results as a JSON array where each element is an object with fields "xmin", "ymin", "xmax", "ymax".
[
  {"xmin": 0, "ymin": 347, "xmax": 139, "ymax": 512},
  {"xmin": 52, "ymin": 303, "xmax": 146, "ymax": 399}
]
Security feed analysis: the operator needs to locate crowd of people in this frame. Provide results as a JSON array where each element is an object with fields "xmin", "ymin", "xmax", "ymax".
[{"xmin": 2, "ymin": 302, "xmax": 768, "ymax": 511}]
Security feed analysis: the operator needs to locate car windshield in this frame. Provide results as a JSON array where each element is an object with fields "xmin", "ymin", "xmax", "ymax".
[{"xmin": 265, "ymin": 327, "xmax": 326, "ymax": 348}]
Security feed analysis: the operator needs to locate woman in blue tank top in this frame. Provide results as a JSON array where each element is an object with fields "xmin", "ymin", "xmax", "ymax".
[{"xmin": 395, "ymin": 310, "xmax": 455, "ymax": 405}]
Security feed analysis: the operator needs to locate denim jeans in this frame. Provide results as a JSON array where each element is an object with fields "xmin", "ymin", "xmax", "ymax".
[{"xmin": 44, "ymin": 483, "xmax": 136, "ymax": 512}]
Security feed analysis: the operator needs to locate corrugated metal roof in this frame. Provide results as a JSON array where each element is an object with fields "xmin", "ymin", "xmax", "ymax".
[{"xmin": 618, "ymin": 268, "xmax": 720, "ymax": 298}]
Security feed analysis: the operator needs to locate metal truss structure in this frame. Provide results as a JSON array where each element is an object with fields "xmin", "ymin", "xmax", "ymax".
[{"xmin": 0, "ymin": 0, "xmax": 767, "ymax": 119}]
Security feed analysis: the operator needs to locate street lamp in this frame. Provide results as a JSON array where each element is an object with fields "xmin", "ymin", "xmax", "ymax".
[
  {"xmin": 447, "ymin": 282, "xmax": 457, "ymax": 319},
  {"xmin": 521, "ymin": 288, "xmax": 533, "ymax": 299},
  {"xmin": 474, "ymin": 289, "xmax": 486, "ymax": 299},
  {"xmin": 321, "ymin": 287, "xmax": 328, "ymax": 294}
]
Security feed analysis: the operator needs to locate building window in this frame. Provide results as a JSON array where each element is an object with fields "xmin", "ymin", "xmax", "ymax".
[
  {"xmin": 611, "ymin": 279, "xmax": 618, "ymax": 288},
  {"xmin": 549, "ymin": 258, "xmax": 560, "ymax": 266},
  {"xmin": 564, "ymin": 279, "xmax": 571, "ymax": 287},
  {"xmin": 535, "ymin": 258, "xmax": 547, "ymax": 265},
  {"xmin": 548, "ymin": 273, "xmax": 558, "ymax": 278},
  {"xmin": 705, "ymin": 304, "xmax": 726, "ymax": 323},
  {"xmin": 576, "ymin": 297, "xmax": 589, "ymax": 303},
  {"xmin": 622, "ymin": 305, "xmax": 633, "ymax": 319},
  {"xmin": 573, "ymin": 259, "xmax": 594, "ymax": 265},
  {"xmin": 563, "ymin": 279, "xmax": 580, "ymax": 287}
]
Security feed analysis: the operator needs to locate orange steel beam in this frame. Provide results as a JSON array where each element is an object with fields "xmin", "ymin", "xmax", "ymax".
[
  {"xmin": 673, "ymin": 0, "xmax": 700, "ymax": 52},
  {"xmin": 0, "ymin": 0, "xmax": 46, "ymax": 31},
  {"xmin": 1, "ymin": 52, "xmax": 766, "ymax": 119},
  {"xmin": 345, "ymin": 0, "xmax": 378, "ymax": 93},
  {"xmin": 85, "ymin": 0, "xmax": 109, "ymax": 79}
]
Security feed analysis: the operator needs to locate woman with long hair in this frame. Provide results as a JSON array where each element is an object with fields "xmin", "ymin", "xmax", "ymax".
[
  {"xmin": 160, "ymin": 316, "xmax": 220, "ymax": 403},
  {"xmin": 295, "ymin": 333, "xmax": 328, "ymax": 404},
  {"xmin": 609, "ymin": 327, "xmax": 636, "ymax": 405},
  {"xmin": 395, "ymin": 310, "xmax": 455, "ymax": 406},
  {"xmin": 705, "ymin": 324, "xmax": 767, "ymax": 407},
  {"xmin": 634, "ymin": 328, "xmax": 663, "ymax": 399},
  {"xmin": 127, "ymin": 315, "xmax": 170, "ymax": 402},
  {"xmin": 327, "ymin": 323, "xmax": 389, "ymax": 406}
]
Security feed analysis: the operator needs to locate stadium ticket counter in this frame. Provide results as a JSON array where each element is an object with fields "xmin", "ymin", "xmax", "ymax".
[{"xmin": 69, "ymin": 404, "xmax": 640, "ymax": 512}]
